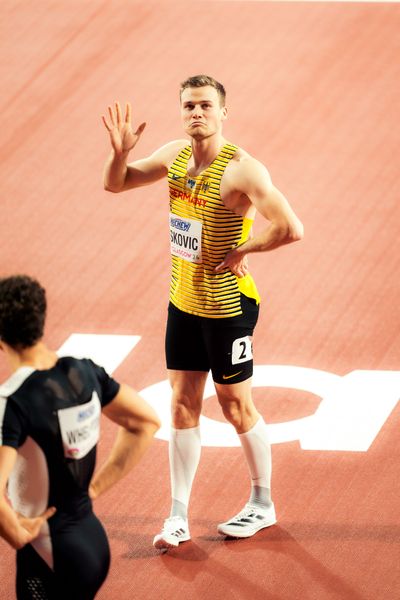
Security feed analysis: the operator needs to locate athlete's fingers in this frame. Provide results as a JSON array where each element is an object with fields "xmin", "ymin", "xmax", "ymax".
[
  {"xmin": 237, "ymin": 261, "xmax": 248, "ymax": 275},
  {"xmin": 101, "ymin": 115, "xmax": 112, "ymax": 131},
  {"xmin": 235, "ymin": 266, "xmax": 241, "ymax": 276},
  {"xmin": 41, "ymin": 507, "xmax": 56, "ymax": 521},
  {"xmin": 214, "ymin": 261, "xmax": 226, "ymax": 272},
  {"xmin": 108, "ymin": 105, "xmax": 115, "ymax": 126},
  {"xmin": 215, "ymin": 259, "xmax": 247, "ymax": 277},
  {"xmin": 17, "ymin": 507, "xmax": 56, "ymax": 527},
  {"xmin": 115, "ymin": 101, "xmax": 122, "ymax": 126},
  {"xmin": 125, "ymin": 102, "xmax": 131, "ymax": 123},
  {"xmin": 134, "ymin": 122, "xmax": 146, "ymax": 137}
]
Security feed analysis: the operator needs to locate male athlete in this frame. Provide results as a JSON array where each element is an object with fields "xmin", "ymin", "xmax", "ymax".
[
  {"xmin": 0, "ymin": 275, "xmax": 160, "ymax": 598},
  {"xmin": 102, "ymin": 75, "xmax": 304, "ymax": 549}
]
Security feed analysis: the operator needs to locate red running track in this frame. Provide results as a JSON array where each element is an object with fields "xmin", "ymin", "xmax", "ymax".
[{"xmin": 1, "ymin": 1, "xmax": 399, "ymax": 598}]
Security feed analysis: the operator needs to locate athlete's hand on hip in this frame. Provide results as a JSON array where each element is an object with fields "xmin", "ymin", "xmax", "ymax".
[
  {"xmin": 102, "ymin": 101, "xmax": 146, "ymax": 155},
  {"xmin": 215, "ymin": 247, "xmax": 249, "ymax": 278},
  {"xmin": 16, "ymin": 506, "xmax": 56, "ymax": 547}
]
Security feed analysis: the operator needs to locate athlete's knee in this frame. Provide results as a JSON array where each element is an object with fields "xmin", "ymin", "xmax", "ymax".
[
  {"xmin": 220, "ymin": 400, "xmax": 246, "ymax": 427},
  {"xmin": 171, "ymin": 393, "xmax": 202, "ymax": 427},
  {"xmin": 216, "ymin": 390, "xmax": 257, "ymax": 432}
]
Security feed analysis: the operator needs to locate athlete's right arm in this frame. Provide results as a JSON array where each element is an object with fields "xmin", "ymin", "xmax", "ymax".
[
  {"xmin": 89, "ymin": 384, "xmax": 160, "ymax": 499},
  {"xmin": 102, "ymin": 101, "xmax": 185, "ymax": 193},
  {"xmin": 0, "ymin": 446, "xmax": 56, "ymax": 549}
]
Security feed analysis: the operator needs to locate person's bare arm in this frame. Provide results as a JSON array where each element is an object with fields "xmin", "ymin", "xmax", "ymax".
[
  {"xmin": 89, "ymin": 384, "xmax": 160, "ymax": 500},
  {"xmin": 0, "ymin": 446, "xmax": 56, "ymax": 549},
  {"xmin": 102, "ymin": 101, "xmax": 185, "ymax": 193},
  {"xmin": 215, "ymin": 158, "xmax": 304, "ymax": 275}
]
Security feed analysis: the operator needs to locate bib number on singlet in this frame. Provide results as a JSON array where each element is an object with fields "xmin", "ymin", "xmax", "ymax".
[
  {"xmin": 170, "ymin": 213, "xmax": 202, "ymax": 264},
  {"xmin": 58, "ymin": 392, "xmax": 101, "ymax": 460}
]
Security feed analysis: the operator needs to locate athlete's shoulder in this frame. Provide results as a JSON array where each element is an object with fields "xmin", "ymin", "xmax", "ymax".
[
  {"xmin": 230, "ymin": 145, "xmax": 251, "ymax": 161},
  {"xmin": 157, "ymin": 138, "xmax": 189, "ymax": 152},
  {"xmin": 57, "ymin": 356, "xmax": 103, "ymax": 380},
  {"xmin": 227, "ymin": 146, "xmax": 271, "ymax": 183},
  {"xmin": 230, "ymin": 145, "xmax": 264, "ymax": 167},
  {"xmin": 152, "ymin": 139, "xmax": 190, "ymax": 163},
  {"xmin": 0, "ymin": 367, "xmax": 36, "ymax": 399}
]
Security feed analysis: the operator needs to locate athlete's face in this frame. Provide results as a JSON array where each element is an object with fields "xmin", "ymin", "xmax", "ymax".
[{"xmin": 180, "ymin": 86, "xmax": 227, "ymax": 140}]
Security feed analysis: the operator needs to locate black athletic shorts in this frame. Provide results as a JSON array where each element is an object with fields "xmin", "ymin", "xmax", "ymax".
[{"xmin": 165, "ymin": 294, "xmax": 259, "ymax": 384}]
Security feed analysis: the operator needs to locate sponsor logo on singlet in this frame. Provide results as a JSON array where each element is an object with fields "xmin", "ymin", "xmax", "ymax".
[{"xmin": 170, "ymin": 217, "xmax": 191, "ymax": 232}]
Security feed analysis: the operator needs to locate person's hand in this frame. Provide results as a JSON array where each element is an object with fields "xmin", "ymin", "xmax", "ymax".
[
  {"xmin": 214, "ymin": 247, "xmax": 249, "ymax": 278},
  {"xmin": 102, "ymin": 101, "xmax": 146, "ymax": 156},
  {"xmin": 16, "ymin": 507, "xmax": 56, "ymax": 547}
]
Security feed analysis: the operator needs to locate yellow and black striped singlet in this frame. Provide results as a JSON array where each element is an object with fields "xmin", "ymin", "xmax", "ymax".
[{"xmin": 168, "ymin": 142, "xmax": 260, "ymax": 318}]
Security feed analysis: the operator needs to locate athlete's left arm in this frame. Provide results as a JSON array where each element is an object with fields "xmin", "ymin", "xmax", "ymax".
[
  {"xmin": 215, "ymin": 158, "xmax": 304, "ymax": 273},
  {"xmin": 0, "ymin": 446, "xmax": 56, "ymax": 549},
  {"xmin": 89, "ymin": 384, "xmax": 160, "ymax": 500}
]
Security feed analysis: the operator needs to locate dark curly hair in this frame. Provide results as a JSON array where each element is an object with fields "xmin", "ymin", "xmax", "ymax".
[{"xmin": 0, "ymin": 275, "xmax": 47, "ymax": 349}]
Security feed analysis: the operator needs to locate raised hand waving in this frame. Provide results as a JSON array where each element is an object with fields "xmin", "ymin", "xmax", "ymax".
[{"xmin": 102, "ymin": 101, "xmax": 146, "ymax": 155}]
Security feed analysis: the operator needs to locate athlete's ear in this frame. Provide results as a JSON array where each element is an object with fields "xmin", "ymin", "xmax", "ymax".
[
  {"xmin": 0, "ymin": 340, "xmax": 11, "ymax": 353},
  {"xmin": 221, "ymin": 106, "xmax": 228, "ymax": 121}
]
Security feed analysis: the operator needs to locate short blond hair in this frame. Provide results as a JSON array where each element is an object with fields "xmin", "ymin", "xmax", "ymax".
[{"xmin": 180, "ymin": 75, "xmax": 226, "ymax": 106}]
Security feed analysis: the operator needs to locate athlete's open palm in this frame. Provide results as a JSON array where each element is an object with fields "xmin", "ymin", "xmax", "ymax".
[{"xmin": 102, "ymin": 102, "xmax": 146, "ymax": 155}]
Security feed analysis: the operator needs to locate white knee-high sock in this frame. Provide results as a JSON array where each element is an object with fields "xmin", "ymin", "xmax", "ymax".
[
  {"xmin": 169, "ymin": 426, "xmax": 201, "ymax": 519},
  {"xmin": 238, "ymin": 417, "xmax": 272, "ymax": 509}
]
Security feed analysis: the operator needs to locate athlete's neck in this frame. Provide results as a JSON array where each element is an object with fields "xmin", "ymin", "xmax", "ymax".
[
  {"xmin": 189, "ymin": 135, "xmax": 227, "ymax": 175},
  {"xmin": 1, "ymin": 341, "xmax": 58, "ymax": 373}
]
